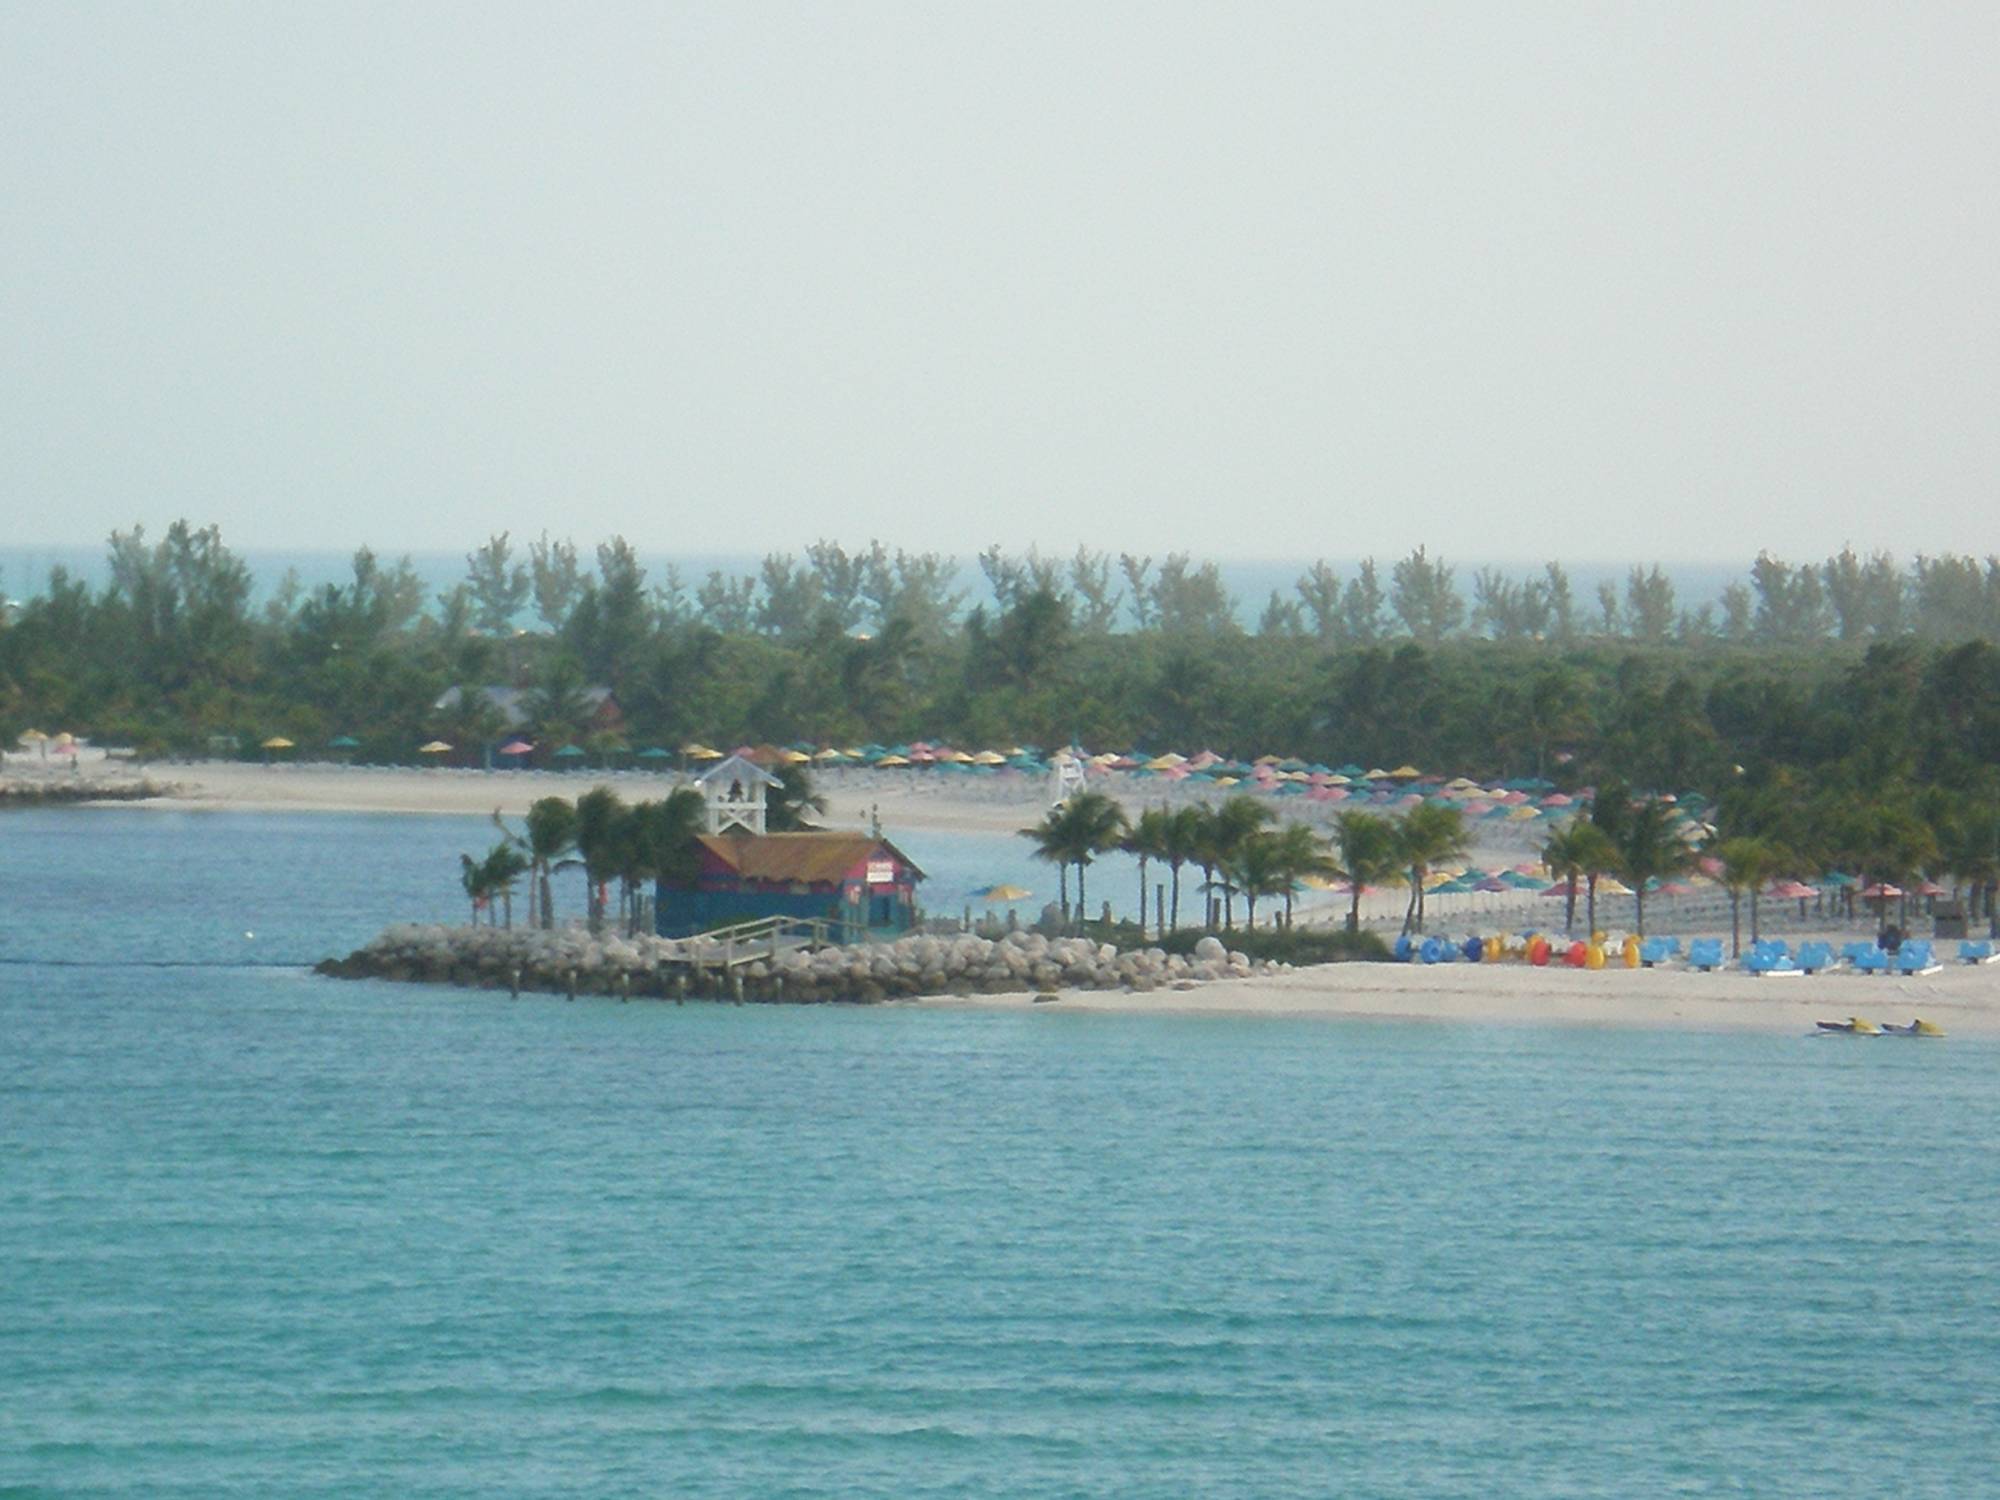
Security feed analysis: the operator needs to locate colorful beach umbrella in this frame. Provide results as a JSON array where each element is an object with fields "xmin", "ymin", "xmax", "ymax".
[
  {"xmin": 418, "ymin": 740, "xmax": 452, "ymax": 754},
  {"xmin": 971, "ymin": 884, "xmax": 1033, "ymax": 903}
]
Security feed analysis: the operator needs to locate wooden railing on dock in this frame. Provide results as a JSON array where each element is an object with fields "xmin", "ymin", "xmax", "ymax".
[{"xmin": 665, "ymin": 914, "xmax": 852, "ymax": 974}]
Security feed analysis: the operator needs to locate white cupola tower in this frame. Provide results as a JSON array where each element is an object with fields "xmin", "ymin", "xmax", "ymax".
[{"xmin": 695, "ymin": 753, "xmax": 781, "ymax": 835}]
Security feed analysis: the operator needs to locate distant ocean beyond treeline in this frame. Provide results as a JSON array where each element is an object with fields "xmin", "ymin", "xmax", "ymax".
[{"xmin": 0, "ymin": 545, "xmax": 1741, "ymax": 628}]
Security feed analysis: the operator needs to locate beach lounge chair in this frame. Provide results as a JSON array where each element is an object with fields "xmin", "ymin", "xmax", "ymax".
[
  {"xmin": 1687, "ymin": 938, "xmax": 1725, "ymax": 972},
  {"xmin": 1891, "ymin": 942, "xmax": 1940, "ymax": 976},
  {"xmin": 1796, "ymin": 941, "xmax": 1834, "ymax": 974},
  {"xmin": 1958, "ymin": 940, "xmax": 1998, "ymax": 965},
  {"xmin": 1852, "ymin": 946, "xmax": 1891, "ymax": 974},
  {"xmin": 1743, "ymin": 943, "xmax": 1801, "ymax": 976},
  {"xmin": 1842, "ymin": 940, "xmax": 1879, "ymax": 966},
  {"xmin": 1638, "ymin": 937, "xmax": 1675, "ymax": 967}
]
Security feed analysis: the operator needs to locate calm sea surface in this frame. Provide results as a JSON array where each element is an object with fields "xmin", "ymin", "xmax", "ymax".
[{"xmin": 4, "ymin": 810, "xmax": 1998, "ymax": 1496}]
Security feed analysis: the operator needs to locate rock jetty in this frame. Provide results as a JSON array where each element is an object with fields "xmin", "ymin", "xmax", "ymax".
[{"xmin": 316, "ymin": 924, "xmax": 1283, "ymax": 1003}]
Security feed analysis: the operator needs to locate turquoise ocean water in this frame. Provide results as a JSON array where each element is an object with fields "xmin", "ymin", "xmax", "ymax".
[{"xmin": 4, "ymin": 809, "xmax": 1998, "ymax": 1496}]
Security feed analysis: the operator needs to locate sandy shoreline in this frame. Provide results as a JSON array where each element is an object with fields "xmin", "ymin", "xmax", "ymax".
[
  {"xmin": 11, "ymin": 754, "xmax": 1997, "ymax": 1035},
  {"xmin": 8, "ymin": 756, "xmax": 1045, "ymax": 834},
  {"xmin": 913, "ymin": 958, "xmax": 2000, "ymax": 1035}
]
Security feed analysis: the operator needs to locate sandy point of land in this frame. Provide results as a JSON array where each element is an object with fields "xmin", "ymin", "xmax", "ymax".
[
  {"xmin": 915, "ymin": 956, "xmax": 2000, "ymax": 1035},
  {"xmin": 18, "ymin": 755, "xmax": 1048, "ymax": 832}
]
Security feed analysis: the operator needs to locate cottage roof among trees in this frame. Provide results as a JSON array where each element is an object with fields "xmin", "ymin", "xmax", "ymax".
[{"xmin": 694, "ymin": 832, "xmax": 925, "ymax": 884}]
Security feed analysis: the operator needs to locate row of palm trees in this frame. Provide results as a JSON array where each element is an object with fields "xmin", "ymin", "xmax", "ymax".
[
  {"xmin": 457, "ymin": 786, "xmax": 706, "ymax": 936},
  {"xmin": 1537, "ymin": 795, "xmax": 1693, "ymax": 940},
  {"xmin": 1540, "ymin": 784, "xmax": 2000, "ymax": 955},
  {"xmin": 451, "ymin": 767, "xmax": 831, "ymax": 936},
  {"xmin": 1019, "ymin": 792, "xmax": 1475, "ymax": 936}
]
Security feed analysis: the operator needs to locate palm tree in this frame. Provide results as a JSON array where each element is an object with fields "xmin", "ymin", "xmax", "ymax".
[
  {"xmin": 1123, "ymin": 807, "xmax": 1173, "ymax": 936},
  {"xmin": 1161, "ymin": 806, "xmax": 1204, "ymax": 931},
  {"xmin": 632, "ymin": 788, "xmax": 706, "ymax": 934},
  {"xmin": 607, "ymin": 802, "xmax": 650, "ymax": 936},
  {"xmin": 1572, "ymin": 823, "xmax": 1620, "ymax": 936},
  {"xmin": 524, "ymin": 795, "xmax": 577, "ymax": 929},
  {"xmin": 1712, "ymin": 836, "xmax": 1780, "ymax": 955},
  {"xmin": 480, "ymin": 841, "xmax": 530, "ymax": 929},
  {"xmin": 1542, "ymin": 819, "xmax": 1618, "ymax": 935},
  {"xmin": 458, "ymin": 851, "xmax": 491, "ymax": 925},
  {"xmin": 768, "ymin": 763, "xmax": 828, "ymax": 831},
  {"xmin": 1934, "ymin": 799, "xmax": 2000, "ymax": 927},
  {"xmin": 1539, "ymin": 821, "xmax": 1588, "ymax": 935},
  {"xmin": 1613, "ymin": 795, "xmax": 1692, "ymax": 937},
  {"xmin": 1232, "ymin": 831, "xmax": 1291, "ymax": 930},
  {"xmin": 572, "ymin": 785, "xmax": 624, "ymax": 933},
  {"xmin": 1201, "ymin": 797, "xmax": 1275, "ymax": 929},
  {"xmin": 1061, "ymin": 790, "xmax": 1129, "ymax": 929},
  {"xmin": 1396, "ymin": 802, "xmax": 1470, "ymax": 935},
  {"xmin": 1020, "ymin": 807, "xmax": 1072, "ymax": 923},
  {"xmin": 1270, "ymin": 822, "xmax": 1336, "ymax": 928},
  {"xmin": 1332, "ymin": 811, "xmax": 1403, "ymax": 934}
]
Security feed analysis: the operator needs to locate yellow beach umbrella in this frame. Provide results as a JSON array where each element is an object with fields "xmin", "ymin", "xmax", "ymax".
[
  {"xmin": 971, "ymin": 750, "xmax": 1006, "ymax": 765},
  {"xmin": 812, "ymin": 747, "xmax": 845, "ymax": 761},
  {"xmin": 780, "ymin": 748, "xmax": 811, "ymax": 763},
  {"xmin": 1388, "ymin": 764, "xmax": 1423, "ymax": 780},
  {"xmin": 875, "ymin": 754, "xmax": 910, "ymax": 766},
  {"xmin": 681, "ymin": 742, "xmax": 722, "ymax": 759},
  {"xmin": 1596, "ymin": 876, "xmax": 1634, "ymax": 896},
  {"xmin": 418, "ymin": 740, "xmax": 452, "ymax": 755},
  {"xmin": 972, "ymin": 883, "xmax": 1033, "ymax": 903},
  {"xmin": 261, "ymin": 736, "xmax": 295, "ymax": 750},
  {"xmin": 18, "ymin": 728, "xmax": 47, "ymax": 746}
]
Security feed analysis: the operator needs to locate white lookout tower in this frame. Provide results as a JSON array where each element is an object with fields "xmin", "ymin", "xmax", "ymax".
[{"xmin": 696, "ymin": 752, "xmax": 781, "ymax": 835}]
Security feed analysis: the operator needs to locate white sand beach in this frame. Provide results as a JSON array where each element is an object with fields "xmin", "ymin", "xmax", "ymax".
[
  {"xmin": 11, "ymin": 752, "xmax": 1995, "ymax": 1035},
  {"xmin": 914, "ymin": 954, "xmax": 2000, "ymax": 1035}
]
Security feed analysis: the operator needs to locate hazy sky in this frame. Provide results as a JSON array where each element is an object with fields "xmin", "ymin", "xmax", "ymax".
[{"xmin": 4, "ymin": 3, "xmax": 1994, "ymax": 562}]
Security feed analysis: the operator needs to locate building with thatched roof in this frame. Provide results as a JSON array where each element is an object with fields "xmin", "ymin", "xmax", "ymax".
[{"xmin": 654, "ymin": 754, "xmax": 925, "ymax": 938}]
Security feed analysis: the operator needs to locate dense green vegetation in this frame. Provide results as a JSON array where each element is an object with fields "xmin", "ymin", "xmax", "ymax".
[{"xmin": 6, "ymin": 525, "xmax": 2000, "ymax": 846}]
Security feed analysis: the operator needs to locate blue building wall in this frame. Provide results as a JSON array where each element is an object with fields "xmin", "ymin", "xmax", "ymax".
[{"xmin": 654, "ymin": 885, "xmax": 918, "ymax": 939}]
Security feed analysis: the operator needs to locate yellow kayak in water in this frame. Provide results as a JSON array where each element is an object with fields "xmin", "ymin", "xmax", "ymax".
[
  {"xmin": 1814, "ymin": 1017, "xmax": 1882, "ymax": 1035},
  {"xmin": 1813, "ymin": 1017, "xmax": 1943, "ymax": 1037},
  {"xmin": 1879, "ymin": 1019, "xmax": 1945, "ymax": 1037}
]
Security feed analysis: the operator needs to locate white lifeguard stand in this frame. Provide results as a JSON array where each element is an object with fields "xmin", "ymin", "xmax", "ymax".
[
  {"xmin": 696, "ymin": 752, "xmax": 781, "ymax": 835},
  {"xmin": 1048, "ymin": 750, "xmax": 1087, "ymax": 806}
]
